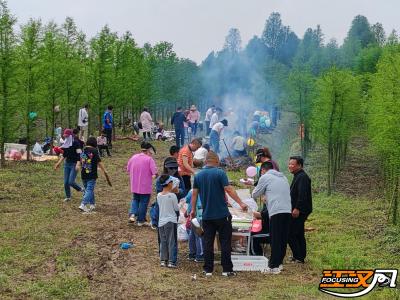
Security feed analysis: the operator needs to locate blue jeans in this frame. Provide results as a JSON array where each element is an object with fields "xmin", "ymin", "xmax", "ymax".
[
  {"xmin": 82, "ymin": 179, "xmax": 96, "ymax": 205},
  {"xmin": 210, "ymin": 130, "xmax": 220, "ymax": 153},
  {"xmin": 63, "ymin": 162, "xmax": 82, "ymax": 198},
  {"xmin": 189, "ymin": 122, "xmax": 198, "ymax": 136},
  {"xmin": 175, "ymin": 127, "xmax": 185, "ymax": 148},
  {"xmin": 187, "ymin": 228, "xmax": 204, "ymax": 260},
  {"xmin": 130, "ymin": 193, "xmax": 151, "ymax": 222}
]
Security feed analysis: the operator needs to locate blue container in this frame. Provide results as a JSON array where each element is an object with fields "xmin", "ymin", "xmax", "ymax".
[{"xmin": 120, "ymin": 242, "xmax": 134, "ymax": 250}]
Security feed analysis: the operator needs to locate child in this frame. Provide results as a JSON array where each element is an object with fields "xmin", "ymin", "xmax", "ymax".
[
  {"xmin": 76, "ymin": 137, "xmax": 108, "ymax": 213},
  {"xmin": 97, "ymin": 131, "xmax": 111, "ymax": 157},
  {"xmin": 185, "ymin": 189, "xmax": 204, "ymax": 262},
  {"xmin": 157, "ymin": 175, "xmax": 179, "ymax": 268},
  {"xmin": 169, "ymin": 145, "xmax": 179, "ymax": 159}
]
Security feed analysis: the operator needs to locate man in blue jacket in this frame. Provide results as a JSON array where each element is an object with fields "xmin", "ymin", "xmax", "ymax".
[{"xmin": 171, "ymin": 107, "xmax": 186, "ymax": 148}]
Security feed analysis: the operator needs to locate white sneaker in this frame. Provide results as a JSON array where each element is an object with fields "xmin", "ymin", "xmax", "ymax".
[
  {"xmin": 136, "ymin": 222, "xmax": 145, "ymax": 227},
  {"xmin": 263, "ymin": 267, "xmax": 281, "ymax": 274},
  {"xmin": 79, "ymin": 203, "xmax": 90, "ymax": 213},
  {"xmin": 64, "ymin": 198, "xmax": 71, "ymax": 202},
  {"xmin": 129, "ymin": 215, "xmax": 136, "ymax": 223},
  {"xmin": 89, "ymin": 205, "xmax": 96, "ymax": 211},
  {"xmin": 278, "ymin": 264, "xmax": 284, "ymax": 271}
]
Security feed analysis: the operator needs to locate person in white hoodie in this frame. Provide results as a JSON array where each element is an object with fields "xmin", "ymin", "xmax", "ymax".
[{"xmin": 252, "ymin": 161, "xmax": 292, "ymax": 274}]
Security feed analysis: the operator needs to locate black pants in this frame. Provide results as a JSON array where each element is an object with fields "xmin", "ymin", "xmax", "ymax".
[
  {"xmin": 98, "ymin": 145, "xmax": 111, "ymax": 157},
  {"xmin": 143, "ymin": 131, "xmax": 151, "ymax": 140},
  {"xmin": 288, "ymin": 213, "xmax": 308, "ymax": 262},
  {"xmin": 202, "ymin": 216, "xmax": 233, "ymax": 273},
  {"xmin": 175, "ymin": 128, "xmax": 185, "ymax": 148},
  {"xmin": 251, "ymin": 232, "xmax": 270, "ymax": 256},
  {"xmin": 205, "ymin": 121, "xmax": 210, "ymax": 135},
  {"xmin": 269, "ymin": 213, "xmax": 291, "ymax": 268},
  {"xmin": 182, "ymin": 175, "xmax": 191, "ymax": 196},
  {"xmin": 104, "ymin": 128, "xmax": 112, "ymax": 148}
]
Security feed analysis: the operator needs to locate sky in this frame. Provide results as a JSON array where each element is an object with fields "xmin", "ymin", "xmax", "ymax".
[{"xmin": 7, "ymin": 0, "xmax": 399, "ymax": 64}]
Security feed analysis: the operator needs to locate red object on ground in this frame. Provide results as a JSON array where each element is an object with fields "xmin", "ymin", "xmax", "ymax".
[{"xmin": 53, "ymin": 146, "xmax": 64, "ymax": 155}]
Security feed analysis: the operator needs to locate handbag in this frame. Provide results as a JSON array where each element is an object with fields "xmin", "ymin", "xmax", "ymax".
[{"xmin": 250, "ymin": 219, "xmax": 262, "ymax": 233}]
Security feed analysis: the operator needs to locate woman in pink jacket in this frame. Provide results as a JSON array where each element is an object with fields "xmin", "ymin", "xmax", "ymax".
[
  {"xmin": 187, "ymin": 105, "xmax": 200, "ymax": 136},
  {"xmin": 140, "ymin": 107, "xmax": 153, "ymax": 141}
]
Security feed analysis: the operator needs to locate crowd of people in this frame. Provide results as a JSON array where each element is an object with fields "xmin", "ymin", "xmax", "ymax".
[{"xmin": 53, "ymin": 102, "xmax": 312, "ymax": 277}]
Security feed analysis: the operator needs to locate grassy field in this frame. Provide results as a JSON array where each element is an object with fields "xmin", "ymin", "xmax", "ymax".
[{"xmin": 0, "ymin": 136, "xmax": 399, "ymax": 299}]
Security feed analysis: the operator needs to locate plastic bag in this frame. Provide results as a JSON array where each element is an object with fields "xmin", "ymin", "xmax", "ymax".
[
  {"xmin": 32, "ymin": 142, "xmax": 44, "ymax": 156},
  {"xmin": 177, "ymin": 224, "xmax": 189, "ymax": 241}
]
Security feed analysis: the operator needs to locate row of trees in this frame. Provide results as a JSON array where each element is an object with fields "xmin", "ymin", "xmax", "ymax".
[{"xmin": 0, "ymin": 1, "xmax": 201, "ymax": 164}]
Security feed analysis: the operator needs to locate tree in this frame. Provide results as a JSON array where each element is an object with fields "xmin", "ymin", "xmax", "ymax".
[
  {"xmin": 88, "ymin": 25, "xmax": 117, "ymax": 132},
  {"xmin": 369, "ymin": 45, "xmax": 400, "ymax": 224},
  {"xmin": 0, "ymin": 0, "xmax": 16, "ymax": 167},
  {"xmin": 223, "ymin": 28, "xmax": 242, "ymax": 53},
  {"xmin": 371, "ymin": 22, "xmax": 386, "ymax": 46},
  {"xmin": 312, "ymin": 68, "xmax": 360, "ymax": 194},
  {"xmin": 41, "ymin": 21, "xmax": 63, "ymax": 148},
  {"xmin": 17, "ymin": 19, "xmax": 42, "ymax": 161}
]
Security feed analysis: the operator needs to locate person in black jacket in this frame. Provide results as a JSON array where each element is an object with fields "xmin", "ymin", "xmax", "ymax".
[
  {"xmin": 171, "ymin": 107, "xmax": 186, "ymax": 148},
  {"xmin": 288, "ymin": 156, "xmax": 312, "ymax": 263}
]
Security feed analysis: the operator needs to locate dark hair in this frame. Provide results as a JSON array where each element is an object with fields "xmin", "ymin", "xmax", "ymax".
[
  {"xmin": 159, "ymin": 174, "xmax": 171, "ymax": 186},
  {"xmin": 203, "ymin": 144, "xmax": 210, "ymax": 151},
  {"xmin": 177, "ymin": 106, "xmax": 182, "ymax": 111},
  {"xmin": 163, "ymin": 157, "xmax": 179, "ymax": 175},
  {"xmin": 192, "ymin": 138, "xmax": 203, "ymax": 146},
  {"xmin": 290, "ymin": 156, "xmax": 304, "ymax": 167},
  {"xmin": 107, "ymin": 105, "xmax": 113, "ymax": 110},
  {"xmin": 216, "ymin": 107, "xmax": 223, "ymax": 112},
  {"xmin": 143, "ymin": 107, "xmax": 148, "ymax": 112},
  {"xmin": 101, "ymin": 130, "xmax": 106, "ymax": 135},
  {"xmin": 84, "ymin": 104, "xmax": 89, "ymax": 108},
  {"xmin": 221, "ymin": 119, "xmax": 228, "ymax": 126},
  {"xmin": 141, "ymin": 141, "xmax": 156, "ymax": 153},
  {"xmin": 260, "ymin": 161, "xmax": 274, "ymax": 172},
  {"xmin": 86, "ymin": 136, "xmax": 97, "ymax": 148},
  {"xmin": 73, "ymin": 128, "xmax": 80, "ymax": 135},
  {"xmin": 256, "ymin": 147, "xmax": 272, "ymax": 159},
  {"xmin": 169, "ymin": 145, "xmax": 179, "ymax": 156},
  {"xmin": 211, "ymin": 105, "xmax": 215, "ymax": 108}
]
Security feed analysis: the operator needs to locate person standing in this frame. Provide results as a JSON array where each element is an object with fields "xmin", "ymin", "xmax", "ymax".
[
  {"xmin": 288, "ymin": 156, "xmax": 312, "ymax": 264},
  {"xmin": 209, "ymin": 119, "xmax": 228, "ymax": 154},
  {"xmin": 252, "ymin": 161, "xmax": 292, "ymax": 274},
  {"xmin": 76, "ymin": 137, "xmax": 108, "ymax": 213},
  {"xmin": 171, "ymin": 107, "xmax": 186, "ymax": 148},
  {"xmin": 78, "ymin": 104, "xmax": 89, "ymax": 142},
  {"xmin": 157, "ymin": 175, "xmax": 180, "ymax": 268},
  {"xmin": 177, "ymin": 138, "xmax": 202, "ymax": 195},
  {"xmin": 204, "ymin": 105, "xmax": 215, "ymax": 136},
  {"xmin": 103, "ymin": 105, "xmax": 113, "ymax": 149},
  {"xmin": 126, "ymin": 142, "xmax": 158, "ymax": 226},
  {"xmin": 54, "ymin": 129, "xmax": 84, "ymax": 202},
  {"xmin": 140, "ymin": 107, "xmax": 153, "ymax": 141},
  {"xmin": 190, "ymin": 151, "xmax": 247, "ymax": 277},
  {"xmin": 209, "ymin": 107, "xmax": 222, "ymax": 130},
  {"xmin": 187, "ymin": 105, "xmax": 200, "ymax": 136}
]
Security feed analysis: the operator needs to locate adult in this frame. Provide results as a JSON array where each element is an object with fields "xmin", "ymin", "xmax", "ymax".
[
  {"xmin": 288, "ymin": 156, "xmax": 312, "ymax": 264},
  {"xmin": 209, "ymin": 119, "xmax": 228, "ymax": 154},
  {"xmin": 255, "ymin": 147, "xmax": 280, "ymax": 171},
  {"xmin": 190, "ymin": 151, "xmax": 247, "ymax": 277},
  {"xmin": 140, "ymin": 107, "xmax": 153, "ymax": 141},
  {"xmin": 177, "ymin": 138, "xmax": 202, "ymax": 195},
  {"xmin": 193, "ymin": 144, "xmax": 210, "ymax": 168},
  {"xmin": 78, "ymin": 104, "xmax": 89, "ymax": 142},
  {"xmin": 187, "ymin": 105, "xmax": 200, "ymax": 136},
  {"xmin": 209, "ymin": 107, "xmax": 222, "ymax": 130},
  {"xmin": 126, "ymin": 142, "xmax": 158, "ymax": 226},
  {"xmin": 252, "ymin": 161, "xmax": 292, "ymax": 274},
  {"xmin": 103, "ymin": 105, "xmax": 113, "ymax": 148},
  {"xmin": 231, "ymin": 131, "xmax": 247, "ymax": 157},
  {"xmin": 54, "ymin": 129, "xmax": 84, "ymax": 202},
  {"xmin": 171, "ymin": 107, "xmax": 186, "ymax": 148},
  {"xmin": 204, "ymin": 105, "xmax": 215, "ymax": 136}
]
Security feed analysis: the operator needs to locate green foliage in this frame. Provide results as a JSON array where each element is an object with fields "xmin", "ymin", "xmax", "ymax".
[
  {"xmin": 312, "ymin": 68, "xmax": 361, "ymax": 194},
  {"xmin": 369, "ymin": 45, "xmax": 400, "ymax": 223}
]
